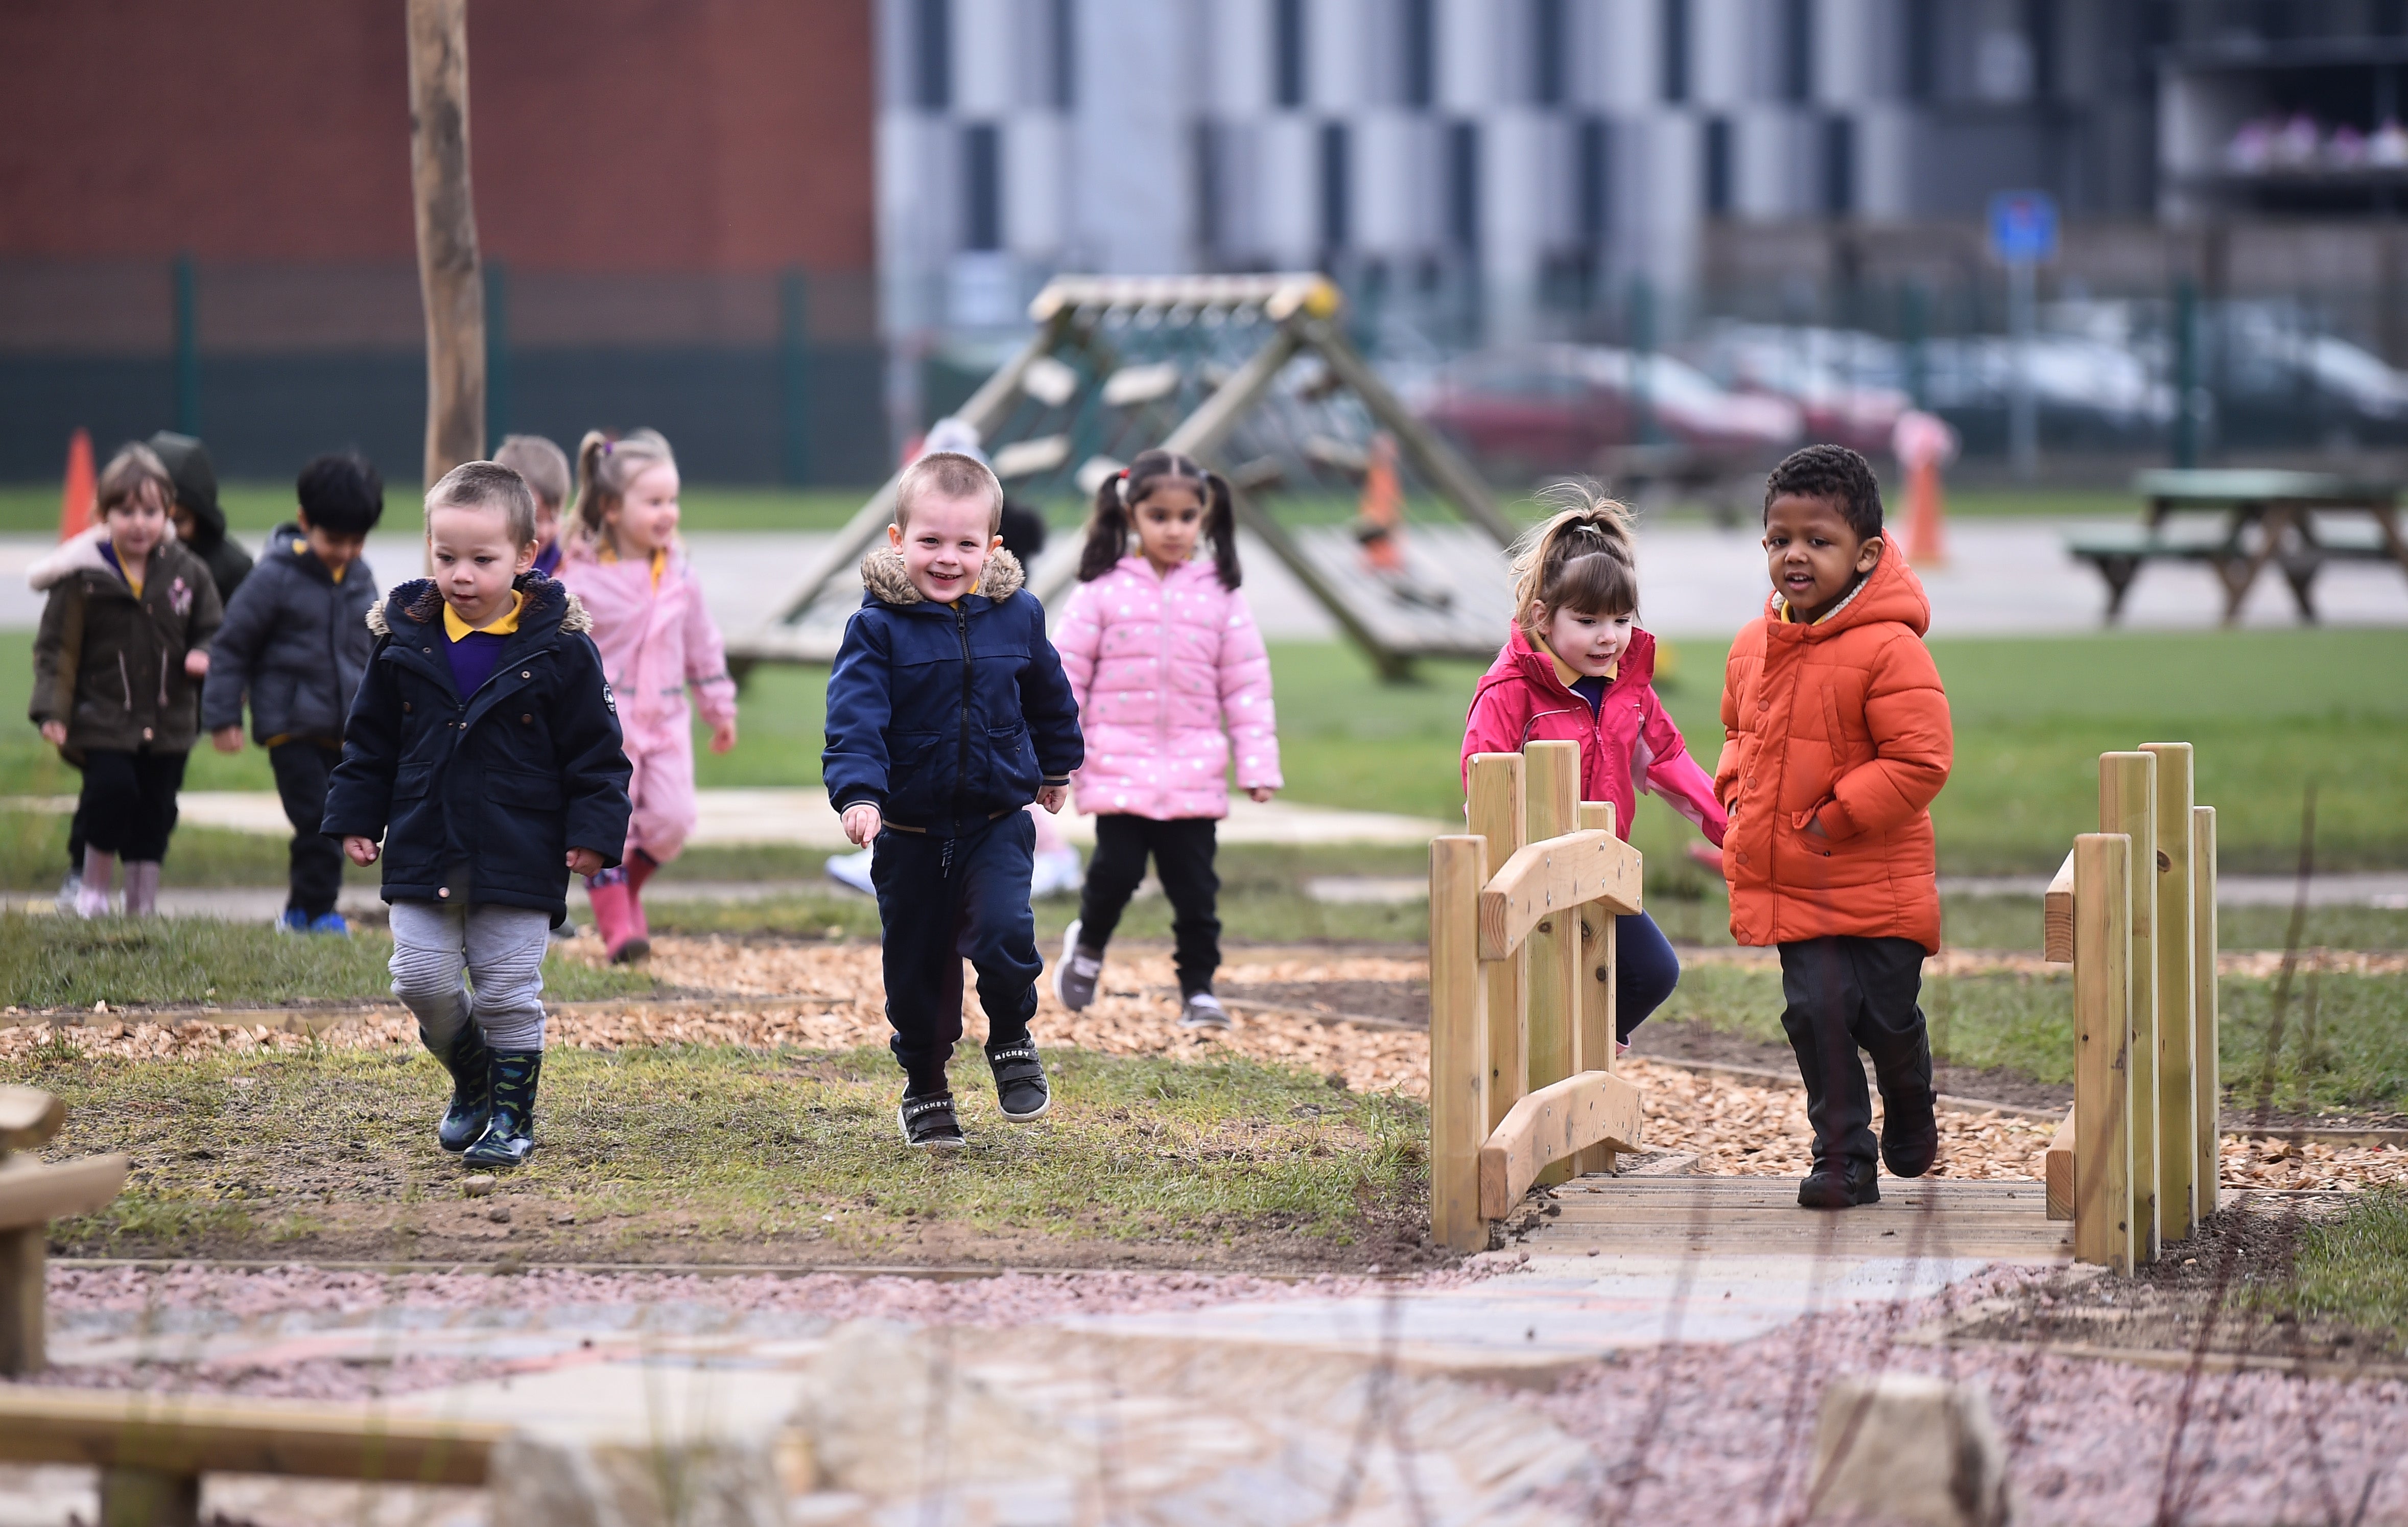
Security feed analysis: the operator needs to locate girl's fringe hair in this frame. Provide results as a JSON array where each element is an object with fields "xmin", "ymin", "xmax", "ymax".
[
  {"xmin": 96, "ymin": 443, "xmax": 173, "ymax": 519},
  {"xmin": 1509, "ymin": 483, "xmax": 1639, "ymax": 640},
  {"xmin": 572, "ymin": 428, "xmax": 676, "ymax": 537},
  {"xmin": 1077, "ymin": 448, "xmax": 1241, "ymax": 589}
]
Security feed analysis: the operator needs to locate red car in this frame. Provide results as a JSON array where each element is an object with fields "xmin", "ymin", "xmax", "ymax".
[{"xmin": 1415, "ymin": 345, "xmax": 1801, "ymax": 481}]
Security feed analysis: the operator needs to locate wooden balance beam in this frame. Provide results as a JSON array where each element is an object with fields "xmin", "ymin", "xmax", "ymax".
[{"xmin": 0, "ymin": 1085, "xmax": 131, "ymax": 1377}]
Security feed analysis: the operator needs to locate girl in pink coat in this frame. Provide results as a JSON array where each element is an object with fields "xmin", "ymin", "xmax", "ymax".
[
  {"xmin": 1050, "ymin": 450, "xmax": 1280, "ymax": 1029},
  {"xmin": 556, "ymin": 429, "xmax": 738, "ymax": 962},
  {"xmin": 1459, "ymin": 496, "xmax": 1726, "ymax": 1054}
]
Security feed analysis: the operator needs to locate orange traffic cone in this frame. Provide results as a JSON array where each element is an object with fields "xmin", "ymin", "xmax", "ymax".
[
  {"xmin": 1891, "ymin": 410, "xmax": 1957, "ymax": 569},
  {"xmin": 1354, "ymin": 432, "xmax": 1405, "ymax": 574},
  {"xmin": 58, "ymin": 429, "xmax": 95, "ymax": 541}
]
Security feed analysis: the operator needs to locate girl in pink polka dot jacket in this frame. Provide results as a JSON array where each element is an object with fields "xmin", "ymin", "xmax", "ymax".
[{"xmin": 1049, "ymin": 450, "xmax": 1281, "ymax": 1029}]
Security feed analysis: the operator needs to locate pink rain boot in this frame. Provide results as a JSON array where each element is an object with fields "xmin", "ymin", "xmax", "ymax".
[
  {"xmin": 586, "ymin": 877, "xmax": 650, "ymax": 965},
  {"xmin": 623, "ymin": 851, "xmax": 661, "ymax": 950}
]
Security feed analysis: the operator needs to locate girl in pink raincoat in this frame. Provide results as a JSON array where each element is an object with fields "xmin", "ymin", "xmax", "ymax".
[
  {"xmin": 556, "ymin": 429, "xmax": 738, "ymax": 961},
  {"xmin": 1049, "ymin": 449, "xmax": 1280, "ymax": 1030}
]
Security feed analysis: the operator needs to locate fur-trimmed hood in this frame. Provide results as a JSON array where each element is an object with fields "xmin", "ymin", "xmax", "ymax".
[
  {"xmin": 27, "ymin": 522, "xmax": 181, "ymax": 593},
  {"xmin": 858, "ymin": 546, "xmax": 1024, "ymax": 607},
  {"xmin": 367, "ymin": 572, "xmax": 593, "ymax": 639}
]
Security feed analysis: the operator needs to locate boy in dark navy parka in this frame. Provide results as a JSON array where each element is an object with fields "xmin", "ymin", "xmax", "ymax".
[
  {"xmin": 823, "ymin": 451, "xmax": 1083, "ymax": 1147},
  {"xmin": 324, "ymin": 462, "xmax": 632, "ymax": 1169}
]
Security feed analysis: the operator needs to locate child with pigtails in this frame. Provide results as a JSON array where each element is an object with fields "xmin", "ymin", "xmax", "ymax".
[
  {"xmin": 1049, "ymin": 450, "xmax": 1281, "ymax": 1030},
  {"xmin": 1459, "ymin": 492, "xmax": 1727, "ymax": 1056}
]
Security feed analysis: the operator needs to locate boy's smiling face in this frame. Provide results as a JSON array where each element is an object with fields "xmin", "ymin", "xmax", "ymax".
[
  {"xmin": 889, "ymin": 490, "xmax": 1001, "ymax": 603},
  {"xmin": 1763, "ymin": 492, "xmax": 1882, "ymax": 625}
]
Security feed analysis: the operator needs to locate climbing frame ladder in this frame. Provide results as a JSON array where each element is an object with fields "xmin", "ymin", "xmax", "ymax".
[
  {"xmin": 2039, "ymin": 741, "xmax": 2221, "ymax": 1275},
  {"xmin": 1430, "ymin": 741, "xmax": 1647, "ymax": 1252}
]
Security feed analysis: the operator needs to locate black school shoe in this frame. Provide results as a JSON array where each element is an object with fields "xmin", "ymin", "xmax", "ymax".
[
  {"xmin": 899, "ymin": 1091, "xmax": 967, "ymax": 1148},
  {"xmin": 986, "ymin": 1041, "xmax": 1051, "ymax": 1122},
  {"xmin": 1798, "ymin": 1159, "xmax": 1881, "ymax": 1209},
  {"xmin": 1880, "ymin": 1087, "xmax": 1941, "ymax": 1179}
]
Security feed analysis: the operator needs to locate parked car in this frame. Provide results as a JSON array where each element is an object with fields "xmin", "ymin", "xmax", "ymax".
[
  {"xmin": 1685, "ymin": 324, "xmax": 1913, "ymax": 455},
  {"xmin": 1414, "ymin": 344, "xmax": 1801, "ymax": 480}
]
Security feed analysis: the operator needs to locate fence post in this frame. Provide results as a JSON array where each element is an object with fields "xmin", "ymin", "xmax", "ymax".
[
  {"xmin": 2142, "ymin": 743, "xmax": 2197, "ymax": 1241},
  {"xmin": 2193, "ymin": 806, "xmax": 2220, "ymax": 1217},
  {"xmin": 1430, "ymin": 835, "xmax": 1491, "ymax": 1252},
  {"xmin": 1466, "ymin": 754, "xmax": 1527, "ymax": 1133},
  {"xmin": 172, "ymin": 252, "xmax": 200, "ymax": 436},
  {"xmin": 781, "ymin": 267, "xmax": 814, "ymax": 486},
  {"xmin": 2073, "ymin": 832, "xmax": 2136, "ymax": 1275},
  {"xmin": 1523, "ymin": 741, "xmax": 1582, "ymax": 1186},
  {"xmin": 1575, "ymin": 801, "xmax": 1619, "ymax": 1177},
  {"xmin": 2099, "ymin": 751, "xmax": 2160, "ymax": 1260}
]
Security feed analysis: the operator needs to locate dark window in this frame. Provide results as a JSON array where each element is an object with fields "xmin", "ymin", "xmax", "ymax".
[
  {"xmin": 2378, "ymin": 0, "xmax": 2408, "ymax": 37},
  {"xmin": 1577, "ymin": 116, "xmax": 1612, "ymax": 243},
  {"xmin": 1051, "ymin": 0, "xmax": 1076, "ymax": 110},
  {"xmin": 1403, "ymin": 0, "xmax": 1436, "ymax": 107},
  {"xmin": 1319, "ymin": 121, "xmax": 1352, "ymax": 255},
  {"xmin": 915, "ymin": 0, "xmax": 952, "ymax": 111},
  {"xmin": 1534, "ymin": 0, "xmax": 1569, "ymax": 106},
  {"xmin": 1660, "ymin": 0, "xmax": 1689, "ymax": 103},
  {"xmin": 964, "ymin": 123, "xmax": 1002, "ymax": 250},
  {"xmin": 2026, "ymin": 0, "xmax": 2056, "ymax": 102},
  {"xmin": 1447, "ymin": 120, "xmax": 1481, "ymax": 251},
  {"xmin": 1275, "ymin": 0, "xmax": 1308, "ymax": 108},
  {"xmin": 1193, "ymin": 121, "xmax": 1222, "ymax": 260},
  {"xmin": 1782, "ymin": 0, "xmax": 1814, "ymax": 103},
  {"xmin": 1704, "ymin": 116, "xmax": 1733, "ymax": 215},
  {"xmin": 1821, "ymin": 113, "xmax": 1854, "ymax": 218},
  {"xmin": 1902, "ymin": 0, "xmax": 1937, "ymax": 102}
]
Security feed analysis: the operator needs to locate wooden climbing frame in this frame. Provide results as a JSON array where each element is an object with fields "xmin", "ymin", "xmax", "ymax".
[
  {"xmin": 2039, "ymin": 742, "xmax": 2221, "ymax": 1275},
  {"xmin": 1430, "ymin": 742, "xmax": 1647, "ymax": 1252}
]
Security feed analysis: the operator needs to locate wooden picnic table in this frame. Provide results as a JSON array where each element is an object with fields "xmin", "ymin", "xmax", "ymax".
[{"xmin": 2066, "ymin": 469, "xmax": 2408, "ymax": 623}]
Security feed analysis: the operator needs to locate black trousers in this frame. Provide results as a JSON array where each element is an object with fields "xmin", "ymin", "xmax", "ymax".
[
  {"xmin": 871, "ymin": 811, "xmax": 1040, "ymax": 1096},
  {"xmin": 1778, "ymin": 935, "xmax": 1934, "ymax": 1172},
  {"xmin": 78, "ymin": 748, "xmax": 188, "ymax": 862},
  {"xmin": 270, "ymin": 739, "xmax": 346, "ymax": 919},
  {"xmin": 1076, "ymin": 814, "xmax": 1221, "ymax": 998}
]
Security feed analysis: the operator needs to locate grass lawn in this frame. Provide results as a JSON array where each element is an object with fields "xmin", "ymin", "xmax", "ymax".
[
  {"xmin": 2276, "ymin": 1189, "xmax": 2408, "ymax": 1346},
  {"xmin": 1656, "ymin": 961, "xmax": 2408, "ymax": 1122},
  {"xmin": 0, "ymin": 482, "xmax": 878, "ymax": 536},
  {"xmin": 26, "ymin": 1039, "xmax": 1430, "ymax": 1270},
  {"xmin": 0, "ymin": 914, "xmax": 655, "ymax": 1010}
]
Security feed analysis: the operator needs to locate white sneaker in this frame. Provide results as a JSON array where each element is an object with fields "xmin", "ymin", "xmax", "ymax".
[
  {"xmin": 1053, "ymin": 920, "xmax": 1102, "ymax": 1010},
  {"xmin": 824, "ymin": 847, "xmax": 876, "ymax": 895},
  {"xmin": 1029, "ymin": 848, "xmax": 1084, "ymax": 898},
  {"xmin": 1179, "ymin": 992, "xmax": 1232, "ymax": 1030},
  {"xmin": 55, "ymin": 870, "xmax": 81, "ymax": 914}
]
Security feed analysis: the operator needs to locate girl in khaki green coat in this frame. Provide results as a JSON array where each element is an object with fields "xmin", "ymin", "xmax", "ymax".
[{"xmin": 29, "ymin": 443, "xmax": 223, "ymax": 917}]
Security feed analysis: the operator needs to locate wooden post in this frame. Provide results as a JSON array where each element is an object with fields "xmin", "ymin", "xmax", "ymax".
[
  {"xmin": 2072, "ymin": 832, "xmax": 2136, "ymax": 1275},
  {"xmin": 1576, "ymin": 802, "xmax": 1620, "ymax": 1177},
  {"xmin": 2099, "ymin": 751, "xmax": 2160, "ymax": 1261},
  {"xmin": 0, "ymin": 1226, "xmax": 39, "ymax": 1377},
  {"xmin": 101, "ymin": 1466, "xmax": 201, "ymax": 1527},
  {"xmin": 407, "ymin": 0, "xmax": 485, "ymax": 489},
  {"xmin": 2193, "ymin": 806, "xmax": 2221, "ymax": 1217},
  {"xmin": 1522, "ymin": 742, "xmax": 1581, "ymax": 1186},
  {"xmin": 2142, "ymin": 743, "xmax": 2197, "ymax": 1241},
  {"xmin": 1429, "ymin": 835, "xmax": 1491, "ymax": 1252},
  {"xmin": 1466, "ymin": 753, "xmax": 1527, "ymax": 1133}
]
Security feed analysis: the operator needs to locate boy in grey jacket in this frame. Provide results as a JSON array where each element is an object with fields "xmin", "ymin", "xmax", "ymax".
[{"xmin": 201, "ymin": 452, "xmax": 384, "ymax": 933}]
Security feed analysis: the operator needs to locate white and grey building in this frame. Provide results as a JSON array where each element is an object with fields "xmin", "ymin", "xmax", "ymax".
[{"xmin": 876, "ymin": 0, "xmax": 2163, "ymax": 345}]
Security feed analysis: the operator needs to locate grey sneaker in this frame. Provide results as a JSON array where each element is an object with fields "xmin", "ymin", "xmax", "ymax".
[
  {"xmin": 1178, "ymin": 992, "xmax": 1232, "ymax": 1030},
  {"xmin": 1053, "ymin": 921, "xmax": 1102, "ymax": 1011}
]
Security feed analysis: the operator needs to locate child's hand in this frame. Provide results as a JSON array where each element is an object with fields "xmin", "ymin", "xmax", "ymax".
[
  {"xmin": 183, "ymin": 649, "xmax": 209, "ymax": 678},
  {"xmin": 1036, "ymin": 785, "xmax": 1067, "ymax": 814},
  {"xmin": 343, "ymin": 836, "xmax": 381, "ymax": 867},
  {"xmin": 1247, "ymin": 786, "xmax": 1276, "ymax": 804},
  {"xmin": 842, "ymin": 804, "xmax": 882, "ymax": 845},
  {"xmin": 38, "ymin": 721, "xmax": 66, "ymax": 747},
  {"xmin": 211, "ymin": 725, "xmax": 244, "ymax": 754},
  {"xmin": 709, "ymin": 718, "xmax": 738, "ymax": 755},
  {"xmin": 566, "ymin": 847, "xmax": 604, "ymax": 877}
]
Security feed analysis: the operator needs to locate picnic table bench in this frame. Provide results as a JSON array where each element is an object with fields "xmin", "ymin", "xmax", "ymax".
[{"xmin": 2066, "ymin": 469, "xmax": 2408, "ymax": 623}]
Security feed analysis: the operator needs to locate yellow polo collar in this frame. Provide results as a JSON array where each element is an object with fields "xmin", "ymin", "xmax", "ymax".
[{"xmin": 442, "ymin": 590, "xmax": 524, "ymax": 640}]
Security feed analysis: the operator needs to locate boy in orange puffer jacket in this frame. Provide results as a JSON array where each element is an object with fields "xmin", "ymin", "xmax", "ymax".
[{"xmin": 1716, "ymin": 445, "xmax": 1953, "ymax": 1210}]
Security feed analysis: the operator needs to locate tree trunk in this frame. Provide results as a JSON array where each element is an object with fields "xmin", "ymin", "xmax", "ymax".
[{"xmin": 407, "ymin": 0, "xmax": 484, "ymax": 490}]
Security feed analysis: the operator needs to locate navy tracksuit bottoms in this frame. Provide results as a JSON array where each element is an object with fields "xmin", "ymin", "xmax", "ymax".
[{"xmin": 871, "ymin": 810, "xmax": 1041, "ymax": 1096}]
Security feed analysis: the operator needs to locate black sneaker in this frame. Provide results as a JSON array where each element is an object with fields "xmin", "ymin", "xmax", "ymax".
[
  {"xmin": 898, "ymin": 1092, "xmax": 966, "ymax": 1148},
  {"xmin": 1880, "ymin": 1088, "xmax": 1940, "ymax": 1179},
  {"xmin": 987, "ymin": 1042, "xmax": 1050, "ymax": 1121},
  {"xmin": 1178, "ymin": 992, "xmax": 1232, "ymax": 1030},
  {"xmin": 1797, "ymin": 1160, "xmax": 1881, "ymax": 1209},
  {"xmin": 1053, "ymin": 922, "xmax": 1103, "ymax": 1011}
]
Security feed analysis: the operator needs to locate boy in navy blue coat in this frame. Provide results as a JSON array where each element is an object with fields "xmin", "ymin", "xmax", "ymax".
[
  {"xmin": 823, "ymin": 451, "xmax": 1083, "ymax": 1147},
  {"xmin": 324, "ymin": 461, "xmax": 632, "ymax": 1169}
]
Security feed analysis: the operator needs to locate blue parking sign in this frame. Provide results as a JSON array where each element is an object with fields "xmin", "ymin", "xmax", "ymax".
[{"xmin": 1989, "ymin": 191, "xmax": 2058, "ymax": 265}]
